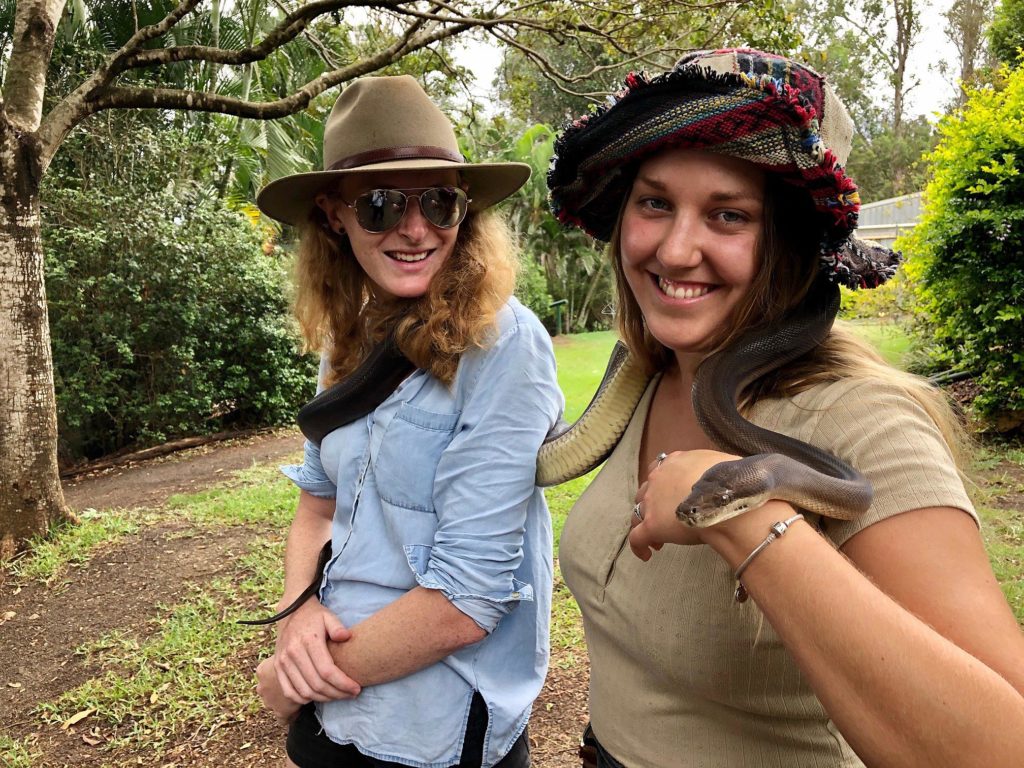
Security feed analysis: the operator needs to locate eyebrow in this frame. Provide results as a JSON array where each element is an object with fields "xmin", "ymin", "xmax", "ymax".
[{"xmin": 633, "ymin": 174, "xmax": 762, "ymax": 204}]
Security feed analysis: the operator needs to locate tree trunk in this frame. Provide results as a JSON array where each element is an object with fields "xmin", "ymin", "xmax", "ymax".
[
  {"xmin": 891, "ymin": 0, "xmax": 918, "ymax": 134},
  {"xmin": 573, "ymin": 259, "xmax": 608, "ymax": 333},
  {"xmin": 0, "ymin": 131, "xmax": 73, "ymax": 560}
]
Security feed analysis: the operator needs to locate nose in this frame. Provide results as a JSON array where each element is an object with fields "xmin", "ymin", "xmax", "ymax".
[
  {"xmin": 395, "ymin": 195, "xmax": 430, "ymax": 240},
  {"xmin": 657, "ymin": 211, "xmax": 704, "ymax": 268}
]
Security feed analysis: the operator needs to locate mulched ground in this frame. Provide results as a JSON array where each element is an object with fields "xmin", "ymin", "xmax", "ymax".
[{"xmin": 0, "ymin": 429, "xmax": 590, "ymax": 767}]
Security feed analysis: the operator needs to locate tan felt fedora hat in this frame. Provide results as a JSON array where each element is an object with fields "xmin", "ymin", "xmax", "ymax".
[{"xmin": 257, "ymin": 75, "xmax": 531, "ymax": 226}]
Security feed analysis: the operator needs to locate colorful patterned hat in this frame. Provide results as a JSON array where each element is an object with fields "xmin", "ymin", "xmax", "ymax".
[{"xmin": 548, "ymin": 48, "xmax": 901, "ymax": 289}]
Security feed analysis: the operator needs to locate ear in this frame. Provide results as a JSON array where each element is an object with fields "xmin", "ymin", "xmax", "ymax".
[{"xmin": 315, "ymin": 193, "xmax": 345, "ymax": 234}]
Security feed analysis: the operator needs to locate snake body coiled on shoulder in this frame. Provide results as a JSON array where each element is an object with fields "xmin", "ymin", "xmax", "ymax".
[
  {"xmin": 537, "ymin": 279, "xmax": 873, "ymax": 527},
  {"xmin": 243, "ymin": 282, "xmax": 870, "ymax": 626},
  {"xmin": 293, "ymin": 282, "xmax": 874, "ymax": 523}
]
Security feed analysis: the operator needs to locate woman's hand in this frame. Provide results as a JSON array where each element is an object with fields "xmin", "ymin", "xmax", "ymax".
[
  {"xmin": 256, "ymin": 655, "xmax": 303, "ymax": 723},
  {"xmin": 273, "ymin": 599, "xmax": 361, "ymax": 703},
  {"xmin": 628, "ymin": 449, "xmax": 741, "ymax": 560}
]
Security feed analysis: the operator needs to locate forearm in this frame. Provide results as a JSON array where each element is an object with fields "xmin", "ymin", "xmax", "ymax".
[
  {"xmin": 704, "ymin": 502, "xmax": 1024, "ymax": 767},
  {"xmin": 270, "ymin": 490, "xmax": 360, "ymax": 703},
  {"xmin": 279, "ymin": 491, "xmax": 334, "ymax": 610},
  {"xmin": 327, "ymin": 586, "xmax": 487, "ymax": 687}
]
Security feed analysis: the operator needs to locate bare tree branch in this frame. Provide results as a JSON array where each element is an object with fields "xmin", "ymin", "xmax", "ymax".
[
  {"xmin": 121, "ymin": 0, "xmax": 203, "ymax": 50},
  {"xmin": 828, "ymin": 11, "xmax": 899, "ymax": 73},
  {"xmin": 38, "ymin": 0, "xmax": 340, "ymax": 164},
  {"xmin": 78, "ymin": 20, "xmax": 470, "ymax": 121},
  {"xmin": 113, "ymin": 1, "xmax": 355, "ymax": 74},
  {"xmin": 270, "ymin": 0, "xmax": 342, "ymax": 68},
  {"xmin": 35, "ymin": 0, "xmax": 752, "ymax": 167},
  {"xmin": 485, "ymin": 25, "xmax": 689, "ymax": 98}
]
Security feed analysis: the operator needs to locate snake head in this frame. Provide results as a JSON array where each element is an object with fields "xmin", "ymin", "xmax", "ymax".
[
  {"xmin": 677, "ymin": 485, "xmax": 740, "ymax": 527},
  {"xmin": 675, "ymin": 460, "xmax": 769, "ymax": 528}
]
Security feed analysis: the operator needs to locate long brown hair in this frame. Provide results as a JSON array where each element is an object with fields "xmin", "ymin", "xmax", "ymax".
[
  {"xmin": 293, "ymin": 207, "xmax": 517, "ymax": 386},
  {"xmin": 611, "ymin": 173, "xmax": 970, "ymax": 464}
]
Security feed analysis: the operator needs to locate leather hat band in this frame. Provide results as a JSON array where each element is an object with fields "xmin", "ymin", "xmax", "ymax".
[{"xmin": 329, "ymin": 145, "xmax": 463, "ymax": 171}]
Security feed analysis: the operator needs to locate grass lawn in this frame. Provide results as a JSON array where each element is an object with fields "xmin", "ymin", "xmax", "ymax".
[
  {"xmin": 841, "ymin": 319, "xmax": 914, "ymax": 367},
  {"xmin": 551, "ymin": 331, "xmax": 620, "ymax": 421}
]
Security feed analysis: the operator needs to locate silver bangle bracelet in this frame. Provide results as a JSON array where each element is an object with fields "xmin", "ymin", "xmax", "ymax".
[{"xmin": 733, "ymin": 513, "xmax": 805, "ymax": 603}]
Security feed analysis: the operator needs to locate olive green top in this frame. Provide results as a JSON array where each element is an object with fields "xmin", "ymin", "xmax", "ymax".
[{"xmin": 560, "ymin": 376, "xmax": 976, "ymax": 767}]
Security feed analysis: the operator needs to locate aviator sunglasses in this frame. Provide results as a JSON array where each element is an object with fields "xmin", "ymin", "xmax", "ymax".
[{"xmin": 343, "ymin": 186, "xmax": 471, "ymax": 233}]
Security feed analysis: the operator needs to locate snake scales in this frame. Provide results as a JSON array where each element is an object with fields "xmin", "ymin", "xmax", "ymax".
[{"xmin": 538, "ymin": 280, "xmax": 873, "ymax": 527}]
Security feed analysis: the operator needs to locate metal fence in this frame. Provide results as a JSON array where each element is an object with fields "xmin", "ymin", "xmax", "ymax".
[{"xmin": 856, "ymin": 192, "xmax": 923, "ymax": 248}]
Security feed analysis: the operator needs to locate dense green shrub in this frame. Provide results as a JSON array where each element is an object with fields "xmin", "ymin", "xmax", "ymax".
[
  {"xmin": 467, "ymin": 121, "xmax": 612, "ymax": 333},
  {"xmin": 989, "ymin": 0, "xmax": 1024, "ymax": 68},
  {"xmin": 904, "ymin": 63, "xmax": 1024, "ymax": 418},
  {"xmin": 838, "ymin": 271, "xmax": 914, "ymax": 322},
  {"xmin": 44, "ymin": 187, "xmax": 316, "ymax": 461},
  {"xmin": 516, "ymin": 253, "xmax": 555, "ymax": 328}
]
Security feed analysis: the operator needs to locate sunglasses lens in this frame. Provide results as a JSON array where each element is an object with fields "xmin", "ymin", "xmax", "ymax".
[
  {"xmin": 419, "ymin": 187, "xmax": 468, "ymax": 229},
  {"xmin": 354, "ymin": 189, "xmax": 407, "ymax": 233},
  {"xmin": 352, "ymin": 187, "xmax": 469, "ymax": 232}
]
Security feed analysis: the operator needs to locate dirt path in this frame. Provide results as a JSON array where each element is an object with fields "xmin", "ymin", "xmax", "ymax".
[
  {"xmin": 61, "ymin": 429, "xmax": 305, "ymax": 512},
  {"xmin": 1, "ymin": 430, "xmax": 589, "ymax": 767}
]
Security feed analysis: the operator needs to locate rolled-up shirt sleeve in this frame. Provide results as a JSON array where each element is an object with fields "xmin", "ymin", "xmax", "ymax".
[
  {"xmin": 417, "ymin": 316, "xmax": 562, "ymax": 631},
  {"xmin": 281, "ymin": 439, "xmax": 337, "ymax": 498},
  {"xmin": 280, "ymin": 352, "xmax": 338, "ymax": 499}
]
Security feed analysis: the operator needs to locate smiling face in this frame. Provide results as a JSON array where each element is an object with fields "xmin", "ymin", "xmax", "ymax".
[
  {"xmin": 316, "ymin": 169, "xmax": 462, "ymax": 299},
  {"xmin": 619, "ymin": 148, "xmax": 765, "ymax": 369}
]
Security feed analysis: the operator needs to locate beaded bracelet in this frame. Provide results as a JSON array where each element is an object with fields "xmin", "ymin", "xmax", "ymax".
[{"xmin": 733, "ymin": 513, "xmax": 805, "ymax": 603}]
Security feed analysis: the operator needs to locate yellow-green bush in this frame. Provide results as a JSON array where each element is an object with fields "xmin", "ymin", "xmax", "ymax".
[{"xmin": 905, "ymin": 63, "xmax": 1024, "ymax": 417}]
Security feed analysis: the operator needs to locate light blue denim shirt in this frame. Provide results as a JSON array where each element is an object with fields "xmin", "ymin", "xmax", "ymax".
[{"xmin": 282, "ymin": 298, "xmax": 563, "ymax": 768}]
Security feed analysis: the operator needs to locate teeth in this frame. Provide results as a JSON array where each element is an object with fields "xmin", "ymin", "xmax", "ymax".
[
  {"xmin": 658, "ymin": 278, "xmax": 711, "ymax": 299},
  {"xmin": 391, "ymin": 251, "xmax": 429, "ymax": 262}
]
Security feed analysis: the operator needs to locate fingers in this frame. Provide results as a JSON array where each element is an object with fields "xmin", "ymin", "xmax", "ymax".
[
  {"xmin": 257, "ymin": 656, "xmax": 303, "ymax": 722},
  {"xmin": 628, "ymin": 524, "xmax": 654, "ymax": 561},
  {"xmin": 323, "ymin": 612, "xmax": 353, "ymax": 644},
  {"xmin": 634, "ymin": 480, "xmax": 649, "ymax": 505},
  {"xmin": 278, "ymin": 631, "xmax": 361, "ymax": 701},
  {"xmin": 647, "ymin": 450, "xmax": 671, "ymax": 474},
  {"xmin": 273, "ymin": 653, "xmax": 308, "ymax": 703},
  {"xmin": 275, "ymin": 607, "xmax": 361, "ymax": 702}
]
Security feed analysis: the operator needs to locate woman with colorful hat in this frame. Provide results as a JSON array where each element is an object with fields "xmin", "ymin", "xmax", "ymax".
[
  {"xmin": 253, "ymin": 75, "xmax": 562, "ymax": 768},
  {"xmin": 549, "ymin": 49, "xmax": 1024, "ymax": 766}
]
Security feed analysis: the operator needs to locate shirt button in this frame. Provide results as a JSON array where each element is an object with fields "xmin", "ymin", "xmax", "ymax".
[{"xmin": 511, "ymin": 592, "xmax": 520, "ymax": 599}]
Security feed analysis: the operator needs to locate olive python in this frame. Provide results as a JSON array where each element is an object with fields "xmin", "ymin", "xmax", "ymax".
[
  {"xmin": 537, "ymin": 279, "xmax": 873, "ymax": 526},
  {"xmin": 239, "ymin": 282, "xmax": 870, "ymax": 624},
  {"xmin": 293, "ymin": 280, "xmax": 873, "ymax": 524}
]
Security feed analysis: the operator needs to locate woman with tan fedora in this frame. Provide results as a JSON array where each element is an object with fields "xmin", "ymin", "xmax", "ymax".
[
  {"xmin": 547, "ymin": 48, "xmax": 1024, "ymax": 766},
  {"xmin": 253, "ymin": 75, "xmax": 562, "ymax": 768}
]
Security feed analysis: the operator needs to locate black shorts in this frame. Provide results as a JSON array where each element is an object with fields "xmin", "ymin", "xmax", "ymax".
[
  {"xmin": 286, "ymin": 693, "xmax": 530, "ymax": 768},
  {"xmin": 580, "ymin": 724, "xmax": 625, "ymax": 768}
]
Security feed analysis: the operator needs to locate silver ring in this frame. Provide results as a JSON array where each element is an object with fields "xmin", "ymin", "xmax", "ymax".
[
  {"xmin": 632, "ymin": 502, "xmax": 644, "ymax": 522},
  {"xmin": 655, "ymin": 452, "xmax": 668, "ymax": 466}
]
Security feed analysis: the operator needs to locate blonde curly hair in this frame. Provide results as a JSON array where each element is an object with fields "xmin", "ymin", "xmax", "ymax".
[{"xmin": 293, "ymin": 206, "xmax": 517, "ymax": 387}]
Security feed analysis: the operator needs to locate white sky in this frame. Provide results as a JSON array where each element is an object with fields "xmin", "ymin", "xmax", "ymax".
[
  {"xmin": 905, "ymin": 2, "xmax": 961, "ymax": 118},
  {"xmin": 456, "ymin": 5, "xmax": 963, "ymax": 121}
]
